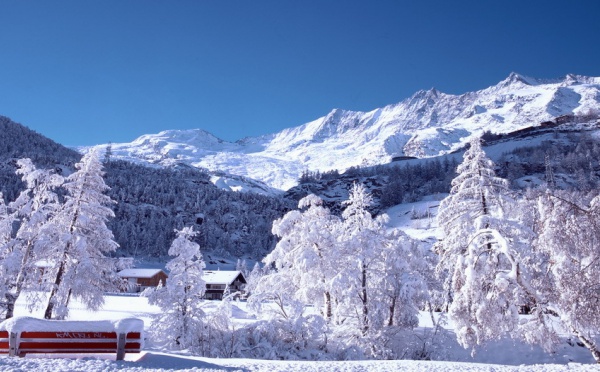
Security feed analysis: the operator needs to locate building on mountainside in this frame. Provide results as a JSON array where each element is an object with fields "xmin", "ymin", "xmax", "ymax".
[
  {"xmin": 118, "ymin": 268, "xmax": 168, "ymax": 293},
  {"xmin": 203, "ymin": 270, "xmax": 247, "ymax": 300}
]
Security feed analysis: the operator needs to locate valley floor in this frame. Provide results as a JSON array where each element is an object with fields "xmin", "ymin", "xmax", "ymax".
[
  {"xmin": 0, "ymin": 352, "xmax": 597, "ymax": 372},
  {"xmin": 1, "ymin": 293, "xmax": 598, "ymax": 371}
]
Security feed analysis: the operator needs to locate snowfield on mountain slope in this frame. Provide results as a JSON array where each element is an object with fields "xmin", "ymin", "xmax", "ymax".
[{"xmin": 84, "ymin": 74, "xmax": 600, "ymax": 191}]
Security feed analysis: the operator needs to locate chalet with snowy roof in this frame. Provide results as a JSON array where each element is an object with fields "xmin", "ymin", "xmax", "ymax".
[
  {"xmin": 203, "ymin": 270, "xmax": 246, "ymax": 300},
  {"xmin": 118, "ymin": 268, "xmax": 168, "ymax": 293}
]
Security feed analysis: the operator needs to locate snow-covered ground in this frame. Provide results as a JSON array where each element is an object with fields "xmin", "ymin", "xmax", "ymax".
[
  {"xmin": 0, "ymin": 353, "xmax": 597, "ymax": 372},
  {"xmin": 1, "ymin": 293, "xmax": 597, "ymax": 371},
  {"xmin": 385, "ymin": 193, "xmax": 444, "ymax": 242}
]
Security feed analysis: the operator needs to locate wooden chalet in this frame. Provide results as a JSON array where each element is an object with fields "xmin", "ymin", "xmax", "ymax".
[
  {"xmin": 118, "ymin": 268, "xmax": 168, "ymax": 293},
  {"xmin": 203, "ymin": 270, "xmax": 246, "ymax": 300}
]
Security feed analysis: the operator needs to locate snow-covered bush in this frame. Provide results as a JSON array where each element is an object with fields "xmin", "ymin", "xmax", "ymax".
[{"xmin": 234, "ymin": 315, "xmax": 330, "ymax": 360}]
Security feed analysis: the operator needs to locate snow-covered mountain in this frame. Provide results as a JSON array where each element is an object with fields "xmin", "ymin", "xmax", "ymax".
[{"xmin": 89, "ymin": 73, "xmax": 600, "ymax": 190}]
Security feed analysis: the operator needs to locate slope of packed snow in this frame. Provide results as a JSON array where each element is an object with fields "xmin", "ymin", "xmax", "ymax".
[{"xmin": 85, "ymin": 73, "xmax": 600, "ymax": 190}]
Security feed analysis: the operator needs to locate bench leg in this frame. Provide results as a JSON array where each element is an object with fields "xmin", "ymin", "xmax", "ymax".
[
  {"xmin": 8, "ymin": 332, "xmax": 17, "ymax": 357},
  {"xmin": 116, "ymin": 333, "xmax": 126, "ymax": 361}
]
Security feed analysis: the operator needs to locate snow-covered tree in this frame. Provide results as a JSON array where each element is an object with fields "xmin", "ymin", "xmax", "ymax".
[
  {"xmin": 535, "ymin": 190, "xmax": 600, "ymax": 362},
  {"xmin": 144, "ymin": 226, "xmax": 206, "ymax": 349},
  {"xmin": 1, "ymin": 159, "xmax": 64, "ymax": 319},
  {"xmin": 0, "ymin": 192, "xmax": 15, "ymax": 317},
  {"xmin": 235, "ymin": 258, "xmax": 248, "ymax": 278},
  {"xmin": 41, "ymin": 149, "xmax": 122, "ymax": 319},
  {"xmin": 247, "ymin": 265, "xmax": 304, "ymax": 320},
  {"xmin": 332, "ymin": 183, "xmax": 387, "ymax": 335},
  {"xmin": 0, "ymin": 193, "xmax": 12, "ymax": 245},
  {"xmin": 330, "ymin": 183, "xmax": 428, "ymax": 359},
  {"xmin": 244, "ymin": 262, "xmax": 263, "ymax": 295},
  {"xmin": 251, "ymin": 194, "xmax": 340, "ymax": 320},
  {"xmin": 436, "ymin": 137, "xmax": 546, "ymax": 351},
  {"xmin": 250, "ymin": 184, "xmax": 428, "ymax": 357},
  {"xmin": 379, "ymin": 230, "xmax": 427, "ymax": 329}
]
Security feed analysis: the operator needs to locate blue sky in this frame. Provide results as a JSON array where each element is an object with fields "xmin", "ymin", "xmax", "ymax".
[{"xmin": 1, "ymin": 1, "xmax": 599, "ymax": 146}]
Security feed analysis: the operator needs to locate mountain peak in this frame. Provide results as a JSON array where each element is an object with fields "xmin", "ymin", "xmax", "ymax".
[
  {"xmin": 562, "ymin": 73, "xmax": 600, "ymax": 85},
  {"xmin": 502, "ymin": 72, "xmax": 540, "ymax": 87},
  {"xmin": 132, "ymin": 128, "xmax": 228, "ymax": 147},
  {"xmin": 413, "ymin": 87, "xmax": 441, "ymax": 97},
  {"xmin": 90, "ymin": 73, "xmax": 600, "ymax": 191}
]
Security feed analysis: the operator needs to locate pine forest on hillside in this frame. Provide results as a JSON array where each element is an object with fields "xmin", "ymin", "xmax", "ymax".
[{"xmin": 0, "ymin": 116, "xmax": 293, "ymax": 260}]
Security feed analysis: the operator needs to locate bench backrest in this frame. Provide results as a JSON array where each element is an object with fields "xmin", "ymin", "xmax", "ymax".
[
  {"xmin": 0, "ymin": 331, "xmax": 8, "ymax": 354},
  {"xmin": 0, "ymin": 317, "xmax": 143, "ymax": 360},
  {"xmin": 0, "ymin": 330, "xmax": 141, "ymax": 360}
]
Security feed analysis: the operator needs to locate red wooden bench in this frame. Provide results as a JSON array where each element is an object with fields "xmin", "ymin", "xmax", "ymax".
[{"xmin": 0, "ymin": 317, "xmax": 143, "ymax": 361}]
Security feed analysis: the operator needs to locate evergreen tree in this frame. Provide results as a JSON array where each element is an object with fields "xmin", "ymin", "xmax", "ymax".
[
  {"xmin": 144, "ymin": 226, "xmax": 206, "ymax": 349},
  {"xmin": 436, "ymin": 137, "xmax": 544, "ymax": 350},
  {"xmin": 103, "ymin": 142, "xmax": 113, "ymax": 163},
  {"xmin": 41, "ymin": 149, "xmax": 122, "ymax": 319}
]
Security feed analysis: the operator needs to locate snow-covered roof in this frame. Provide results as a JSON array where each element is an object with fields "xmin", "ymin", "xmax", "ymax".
[
  {"xmin": 203, "ymin": 270, "xmax": 244, "ymax": 285},
  {"xmin": 118, "ymin": 268, "xmax": 165, "ymax": 279}
]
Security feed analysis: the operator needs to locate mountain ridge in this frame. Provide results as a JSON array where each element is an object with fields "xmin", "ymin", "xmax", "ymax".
[{"xmin": 85, "ymin": 73, "xmax": 600, "ymax": 190}]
